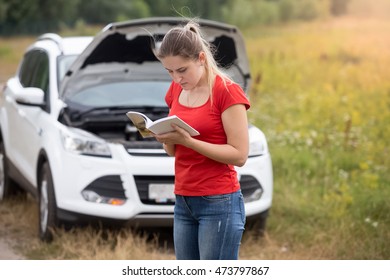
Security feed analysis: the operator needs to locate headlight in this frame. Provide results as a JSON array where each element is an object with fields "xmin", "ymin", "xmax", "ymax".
[
  {"xmin": 248, "ymin": 125, "xmax": 268, "ymax": 157},
  {"xmin": 244, "ymin": 188, "xmax": 263, "ymax": 203},
  {"xmin": 60, "ymin": 127, "xmax": 111, "ymax": 157},
  {"xmin": 249, "ymin": 140, "xmax": 266, "ymax": 156}
]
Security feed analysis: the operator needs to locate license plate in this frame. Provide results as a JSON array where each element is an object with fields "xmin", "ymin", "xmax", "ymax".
[{"xmin": 148, "ymin": 184, "xmax": 175, "ymax": 203}]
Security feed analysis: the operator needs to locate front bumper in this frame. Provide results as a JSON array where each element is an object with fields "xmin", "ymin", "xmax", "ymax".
[{"xmin": 51, "ymin": 143, "xmax": 273, "ymax": 224}]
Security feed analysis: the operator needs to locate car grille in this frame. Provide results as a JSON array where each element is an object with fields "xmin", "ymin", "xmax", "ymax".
[
  {"xmin": 83, "ymin": 175, "xmax": 126, "ymax": 199},
  {"xmin": 240, "ymin": 175, "xmax": 263, "ymax": 199},
  {"xmin": 127, "ymin": 149, "xmax": 170, "ymax": 156},
  {"xmin": 125, "ymin": 140, "xmax": 169, "ymax": 157}
]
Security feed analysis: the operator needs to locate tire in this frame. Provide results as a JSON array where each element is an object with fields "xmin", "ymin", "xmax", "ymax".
[
  {"xmin": 38, "ymin": 162, "xmax": 58, "ymax": 242},
  {"xmin": 246, "ymin": 210, "xmax": 269, "ymax": 239},
  {"xmin": 0, "ymin": 139, "xmax": 17, "ymax": 201}
]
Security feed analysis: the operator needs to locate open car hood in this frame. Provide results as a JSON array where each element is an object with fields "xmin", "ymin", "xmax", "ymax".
[{"xmin": 59, "ymin": 17, "xmax": 251, "ymax": 100}]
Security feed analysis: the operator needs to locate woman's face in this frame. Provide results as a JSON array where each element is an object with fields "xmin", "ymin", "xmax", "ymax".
[{"xmin": 160, "ymin": 53, "xmax": 206, "ymax": 90}]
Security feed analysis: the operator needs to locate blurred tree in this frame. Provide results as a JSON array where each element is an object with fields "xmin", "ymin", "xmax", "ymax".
[
  {"xmin": 223, "ymin": 0, "xmax": 280, "ymax": 27},
  {"xmin": 0, "ymin": 0, "xmax": 364, "ymax": 35},
  {"xmin": 144, "ymin": 0, "xmax": 175, "ymax": 16},
  {"xmin": 276, "ymin": 0, "xmax": 329, "ymax": 21},
  {"xmin": 124, "ymin": 0, "xmax": 150, "ymax": 19},
  {"xmin": 330, "ymin": 0, "xmax": 349, "ymax": 16},
  {"xmin": 0, "ymin": 0, "xmax": 79, "ymax": 34},
  {"xmin": 294, "ymin": 0, "xmax": 324, "ymax": 20},
  {"xmin": 0, "ymin": 0, "xmax": 7, "ymax": 22},
  {"xmin": 79, "ymin": 0, "xmax": 126, "ymax": 24},
  {"xmin": 279, "ymin": 0, "xmax": 295, "ymax": 22},
  {"xmin": 79, "ymin": 0, "xmax": 150, "ymax": 23},
  {"xmin": 0, "ymin": 0, "xmax": 39, "ymax": 33},
  {"xmin": 144, "ymin": 0, "xmax": 228, "ymax": 20}
]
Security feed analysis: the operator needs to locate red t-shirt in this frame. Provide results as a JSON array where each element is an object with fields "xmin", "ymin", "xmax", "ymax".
[{"xmin": 165, "ymin": 75, "xmax": 250, "ymax": 196}]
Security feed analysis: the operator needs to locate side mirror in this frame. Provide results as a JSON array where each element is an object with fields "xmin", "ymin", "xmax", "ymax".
[{"xmin": 15, "ymin": 87, "xmax": 46, "ymax": 108}]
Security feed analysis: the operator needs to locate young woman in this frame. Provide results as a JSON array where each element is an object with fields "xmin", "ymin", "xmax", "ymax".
[{"xmin": 153, "ymin": 20, "xmax": 250, "ymax": 260}]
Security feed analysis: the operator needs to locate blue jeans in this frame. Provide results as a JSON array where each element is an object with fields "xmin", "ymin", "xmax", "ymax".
[{"xmin": 174, "ymin": 189, "xmax": 246, "ymax": 260}]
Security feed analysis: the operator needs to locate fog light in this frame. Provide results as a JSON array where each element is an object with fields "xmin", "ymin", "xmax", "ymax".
[
  {"xmin": 244, "ymin": 189, "xmax": 263, "ymax": 203},
  {"xmin": 81, "ymin": 190, "xmax": 126, "ymax": 206}
]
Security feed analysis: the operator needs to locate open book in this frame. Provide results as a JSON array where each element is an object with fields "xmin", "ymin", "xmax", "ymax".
[{"xmin": 126, "ymin": 111, "xmax": 200, "ymax": 138}]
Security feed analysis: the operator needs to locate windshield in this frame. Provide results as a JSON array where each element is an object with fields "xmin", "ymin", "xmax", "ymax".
[
  {"xmin": 57, "ymin": 55, "xmax": 78, "ymax": 82},
  {"xmin": 65, "ymin": 81, "xmax": 170, "ymax": 108}
]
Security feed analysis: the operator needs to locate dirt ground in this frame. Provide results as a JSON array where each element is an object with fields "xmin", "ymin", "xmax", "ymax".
[{"xmin": 0, "ymin": 238, "xmax": 25, "ymax": 260}]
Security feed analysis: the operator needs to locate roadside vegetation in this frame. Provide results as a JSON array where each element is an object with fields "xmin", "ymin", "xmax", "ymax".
[
  {"xmin": 1, "ymin": 15, "xmax": 389, "ymax": 259},
  {"xmin": 246, "ymin": 16, "xmax": 390, "ymax": 259},
  {"xmin": 0, "ymin": 0, "xmax": 350, "ymax": 35}
]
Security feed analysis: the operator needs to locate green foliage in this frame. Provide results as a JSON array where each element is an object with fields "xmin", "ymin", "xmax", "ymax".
[
  {"xmin": 143, "ymin": 0, "xmax": 228, "ymax": 20},
  {"xmin": 223, "ymin": 0, "xmax": 280, "ymax": 27},
  {"xmin": 77, "ymin": 0, "xmax": 151, "ymax": 24},
  {"xmin": 2, "ymin": 0, "xmax": 386, "ymax": 35},
  {"xmin": 124, "ymin": 0, "xmax": 151, "ymax": 20},
  {"xmin": 0, "ymin": 0, "xmax": 7, "ymax": 21},
  {"xmin": 0, "ymin": 0, "xmax": 232, "ymax": 35},
  {"xmin": 0, "ymin": 0, "xmax": 80, "ymax": 34},
  {"xmin": 222, "ymin": 0, "xmax": 332, "ymax": 28}
]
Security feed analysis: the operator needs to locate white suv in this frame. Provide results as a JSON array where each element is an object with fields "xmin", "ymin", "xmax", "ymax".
[{"xmin": 0, "ymin": 18, "xmax": 273, "ymax": 241}]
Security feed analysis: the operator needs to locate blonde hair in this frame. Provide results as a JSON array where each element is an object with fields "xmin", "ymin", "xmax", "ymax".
[{"xmin": 154, "ymin": 20, "xmax": 232, "ymax": 98}]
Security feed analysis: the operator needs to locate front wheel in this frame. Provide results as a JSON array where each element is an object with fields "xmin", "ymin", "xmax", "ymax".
[
  {"xmin": 0, "ymin": 139, "xmax": 18, "ymax": 201},
  {"xmin": 246, "ymin": 210, "xmax": 269, "ymax": 239},
  {"xmin": 38, "ymin": 162, "xmax": 58, "ymax": 242}
]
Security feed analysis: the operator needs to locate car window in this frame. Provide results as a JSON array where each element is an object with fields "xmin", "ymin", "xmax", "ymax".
[
  {"xmin": 19, "ymin": 50, "xmax": 49, "ymax": 93},
  {"xmin": 30, "ymin": 51, "xmax": 49, "ymax": 93},
  {"xmin": 19, "ymin": 51, "xmax": 39, "ymax": 87},
  {"xmin": 57, "ymin": 55, "xmax": 77, "ymax": 83},
  {"xmin": 18, "ymin": 49, "xmax": 51, "ymax": 112},
  {"xmin": 68, "ymin": 81, "xmax": 170, "ymax": 108}
]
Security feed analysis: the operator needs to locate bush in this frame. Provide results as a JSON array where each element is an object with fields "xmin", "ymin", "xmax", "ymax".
[{"xmin": 223, "ymin": 0, "xmax": 280, "ymax": 28}]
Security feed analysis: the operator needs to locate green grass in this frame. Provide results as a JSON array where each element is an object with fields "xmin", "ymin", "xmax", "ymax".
[
  {"xmin": 246, "ymin": 17, "xmax": 390, "ymax": 259},
  {"xmin": 0, "ymin": 17, "xmax": 389, "ymax": 259}
]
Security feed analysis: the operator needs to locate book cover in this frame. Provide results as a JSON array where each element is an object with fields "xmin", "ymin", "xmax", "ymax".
[{"xmin": 126, "ymin": 111, "xmax": 200, "ymax": 138}]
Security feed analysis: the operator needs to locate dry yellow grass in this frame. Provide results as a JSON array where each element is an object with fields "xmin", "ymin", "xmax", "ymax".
[
  {"xmin": 0, "ymin": 36, "xmax": 35, "ymax": 83},
  {"xmin": 0, "ymin": 195, "xmax": 175, "ymax": 260},
  {"xmin": 0, "ymin": 194, "xmax": 346, "ymax": 260}
]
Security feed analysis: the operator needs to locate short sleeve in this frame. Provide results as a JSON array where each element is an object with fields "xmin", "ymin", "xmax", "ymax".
[{"xmin": 213, "ymin": 76, "xmax": 250, "ymax": 113}]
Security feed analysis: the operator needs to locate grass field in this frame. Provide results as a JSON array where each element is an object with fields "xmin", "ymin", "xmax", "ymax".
[
  {"xmin": 245, "ymin": 17, "xmax": 390, "ymax": 259},
  {"xmin": 0, "ymin": 16, "xmax": 389, "ymax": 259}
]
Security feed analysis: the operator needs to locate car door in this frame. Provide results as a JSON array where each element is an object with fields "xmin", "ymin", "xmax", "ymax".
[{"xmin": 6, "ymin": 49, "xmax": 49, "ymax": 185}]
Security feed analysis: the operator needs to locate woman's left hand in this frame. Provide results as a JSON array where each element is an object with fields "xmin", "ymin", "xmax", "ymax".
[{"xmin": 154, "ymin": 124, "xmax": 192, "ymax": 146}]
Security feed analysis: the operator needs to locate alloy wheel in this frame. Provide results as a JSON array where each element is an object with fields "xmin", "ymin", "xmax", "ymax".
[
  {"xmin": 40, "ymin": 177, "xmax": 49, "ymax": 234},
  {"xmin": 0, "ymin": 152, "xmax": 4, "ymax": 200}
]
